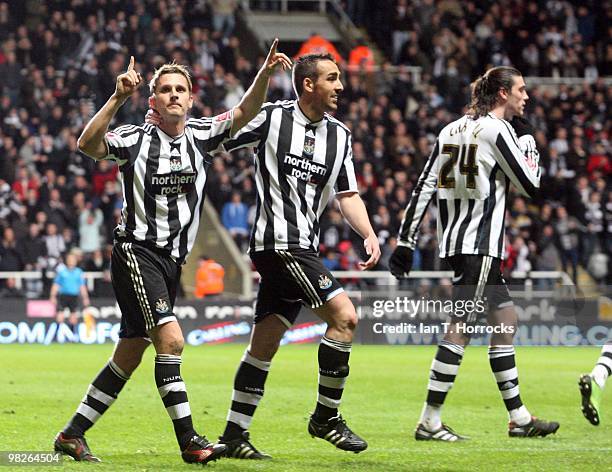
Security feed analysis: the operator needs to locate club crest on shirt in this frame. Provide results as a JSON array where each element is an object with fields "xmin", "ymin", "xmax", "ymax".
[
  {"xmin": 303, "ymin": 135, "xmax": 315, "ymax": 156},
  {"xmin": 169, "ymin": 156, "xmax": 182, "ymax": 172},
  {"xmin": 169, "ymin": 142, "xmax": 182, "ymax": 172},
  {"xmin": 155, "ymin": 298, "xmax": 170, "ymax": 314},
  {"xmin": 318, "ymin": 274, "xmax": 332, "ymax": 290}
]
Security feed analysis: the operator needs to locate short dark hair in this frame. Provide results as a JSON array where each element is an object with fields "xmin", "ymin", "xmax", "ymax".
[
  {"xmin": 467, "ymin": 66, "xmax": 522, "ymax": 118},
  {"xmin": 292, "ymin": 53, "xmax": 336, "ymax": 96}
]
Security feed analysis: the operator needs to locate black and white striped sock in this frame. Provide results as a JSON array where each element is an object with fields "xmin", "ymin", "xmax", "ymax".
[
  {"xmin": 425, "ymin": 340, "xmax": 464, "ymax": 407},
  {"xmin": 223, "ymin": 350, "xmax": 271, "ymax": 440},
  {"xmin": 63, "ymin": 359, "xmax": 129, "ymax": 437},
  {"xmin": 313, "ymin": 336, "xmax": 351, "ymax": 422},
  {"xmin": 420, "ymin": 341, "xmax": 464, "ymax": 430},
  {"xmin": 591, "ymin": 342, "xmax": 612, "ymax": 388},
  {"xmin": 155, "ymin": 354, "xmax": 196, "ymax": 449},
  {"xmin": 489, "ymin": 345, "xmax": 531, "ymax": 425}
]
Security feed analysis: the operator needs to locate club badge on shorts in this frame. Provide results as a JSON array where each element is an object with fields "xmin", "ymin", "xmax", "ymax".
[
  {"xmin": 155, "ymin": 298, "xmax": 170, "ymax": 314},
  {"xmin": 318, "ymin": 274, "xmax": 332, "ymax": 290}
]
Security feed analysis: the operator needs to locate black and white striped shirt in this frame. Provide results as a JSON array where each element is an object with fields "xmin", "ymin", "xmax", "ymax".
[
  {"xmin": 398, "ymin": 113, "xmax": 540, "ymax": 260},
  {"xmin": 223, "ymin": 100, "xmax": 358, "ymax": 253},
  {"xmin": 102, "ymin": 110, "xmax": 234, "ymax": 262}
]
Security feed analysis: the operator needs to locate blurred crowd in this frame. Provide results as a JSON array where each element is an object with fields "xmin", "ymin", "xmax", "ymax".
[
  {"xmin": 356, "ymin": 0, "xmax": 610, "ymax": 79},
  {"xmin": 0, "ymin": 0, "xmax": 609, "ymax": 300}
]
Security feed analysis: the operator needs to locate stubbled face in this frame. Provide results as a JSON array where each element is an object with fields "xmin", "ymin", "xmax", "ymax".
[
  {"xmin": 149, "ymin": 73, "xmax": 193, "ymax": 123},
  {"xmin": 311, "ymin": 60, "xmax": 343, "ymax": 113},
  {"xmin": 504, "ymin": 75, "xmax": 528, "ymax": 119}
]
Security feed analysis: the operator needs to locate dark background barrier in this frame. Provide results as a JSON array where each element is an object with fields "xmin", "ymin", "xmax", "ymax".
[{"xmin": 0, "ymin": 296, "xmax": 610, "ymax": 346}]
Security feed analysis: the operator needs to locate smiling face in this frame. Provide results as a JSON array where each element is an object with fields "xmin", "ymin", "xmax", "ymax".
[
  {"xmin": 149, "ymin": 73, "xmax": 193, "ymax": 123},
  {"xmin": 502, "ymin": 75, "xmax": 528, "ymax": 120},
  {"xmin": 310, "ymin": 59, "xmax": 343, "ymax": 113}
]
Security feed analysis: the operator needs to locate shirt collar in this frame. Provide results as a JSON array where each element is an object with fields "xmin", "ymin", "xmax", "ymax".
[
  {"xmin": 157, "ymin": 127, "xmax": 185, "ymax": 141},
  {"xmin": 294, "ymin": 101, "xmax": 326, "ymax": 128}
]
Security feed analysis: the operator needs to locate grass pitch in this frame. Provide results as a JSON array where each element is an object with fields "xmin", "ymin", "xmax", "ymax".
[{"xmin": 1, "ymin": 343, "xmax": 610, "ymax": 471}]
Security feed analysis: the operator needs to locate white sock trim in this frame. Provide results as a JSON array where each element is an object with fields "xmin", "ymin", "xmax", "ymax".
[
  {"xmin": 419, "ymin": 402, "xmax": 442, "ymax": 430},
  {"xmin": 108, "ymin": 359, "xmax": 130, "ymax": 380},
  {"xmin": 242, "ymin": 350, "xmax": 271, "ymax": 372}
]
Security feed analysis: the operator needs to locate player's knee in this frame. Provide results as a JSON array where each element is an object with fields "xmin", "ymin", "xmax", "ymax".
[
  {"xmin": 444, "ymin": 330, "xmax": 470, "ymax": 346},
  {"xmin": 168, "ymin": 337, "xmax": 184, "ymax": 356},
  {"xmin": 157, "ymin": 335, "xmax": 184, "ymax": 356},
  {"xmin": 250, "ymin": 338, "xmax": 280, "ymax": 362},
  {"xmin": 116, "ymin": 357, "xmax": 140, "ymax": 375},
  {"xmin": 491, "ymin": 330, "xmax": 515, "ymax": 346},
  {"xmin": 262, "ymin": 343, "xmax": 279, "ymax": 361},
  {"xmin": 331, "ymin": 307, "xmax": 358, "ymax": 334}
]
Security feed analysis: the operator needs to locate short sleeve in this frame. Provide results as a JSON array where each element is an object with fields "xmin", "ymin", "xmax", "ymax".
[
  {"xmin": 206, "ymin": 109, "xmax": 235, "ymax": 155},
  {"xmin": 222, "ymin": 107, "xmax": 268, "ymax": 153},
  {"xmin": 104, "ymin": 124, "xmax": 144, "ymax": 167},
  {"xmin": 334, "ymin": 134, "xmax": 359, "ymax": 195},
  {"xmin": 53, "ymin": 269, "xmax": 62, "ymax": 285}
]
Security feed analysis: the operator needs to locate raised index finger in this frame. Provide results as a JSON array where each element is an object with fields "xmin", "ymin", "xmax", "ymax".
[
  {"xmin": 268, "ymin": 38, "xmax": 278, "ymax": 57},
  {"xmin": 127, "ymin": 55, "xmax": 135, "ymax": 71}
]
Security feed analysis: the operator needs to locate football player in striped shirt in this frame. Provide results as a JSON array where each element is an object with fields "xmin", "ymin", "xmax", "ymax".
[
  {"xmin": 53, "ymin": 42, "xmax": 291, "ymax": 464},
  {"xmin": 212, "ymin": 54, "xmax": 380, "ymax": 459},
  {"xmin": 389, "ymin": 66, "xmax": 559, "ymax": 441},
  {"xmin": 149, "ymin": 53, "xmax": 380, "ymax": 459},
  {"xmin": 579, "ymin": 341, "xmax": 612, "ymax": 425}
]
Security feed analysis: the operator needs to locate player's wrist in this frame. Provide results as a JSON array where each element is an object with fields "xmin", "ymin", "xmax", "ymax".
[
  {"xmin": 363, "ymin": 231, "xmax": 376, "ymax": 240},
  {"xmin": 110, "ymin": 92, "xmax": 129, "ymax": 106}
]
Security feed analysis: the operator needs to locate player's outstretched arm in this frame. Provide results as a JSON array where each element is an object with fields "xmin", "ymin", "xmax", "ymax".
[
  {"xmin": 336, "ymin": 192, "xmax": 381, "ymax": 270},
  {"xmin": 78, "ymin": 55, "xmax": 143, "ymax": 159},
  {"xmin": 231, "ymin": 38, "xmax": 291, "ymax": 135}
]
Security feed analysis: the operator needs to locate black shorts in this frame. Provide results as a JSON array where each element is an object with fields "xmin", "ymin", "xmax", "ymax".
[
  {"xmin": 57, "ymin": 294, "xmax": 79, "ymax": 312},
  {"xmin": 111, "ymin": 241, "xmax": 181, "ymax": 338},
  {"xmin": 251, "ymin": 249, "xmax": 344, "ymax": 326},
  {"xmin": 446, "ymin": 254, "xmax": 513, "ymax": 321}
]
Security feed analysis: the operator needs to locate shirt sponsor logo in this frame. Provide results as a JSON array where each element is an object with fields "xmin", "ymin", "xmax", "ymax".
[
  {"xmin": 283, "ymin": 153, "xmax": 327, "ymax": 185},
  {"xmin": 151, "ymin": 172, "xmax": 197, "ymax": 195}
]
